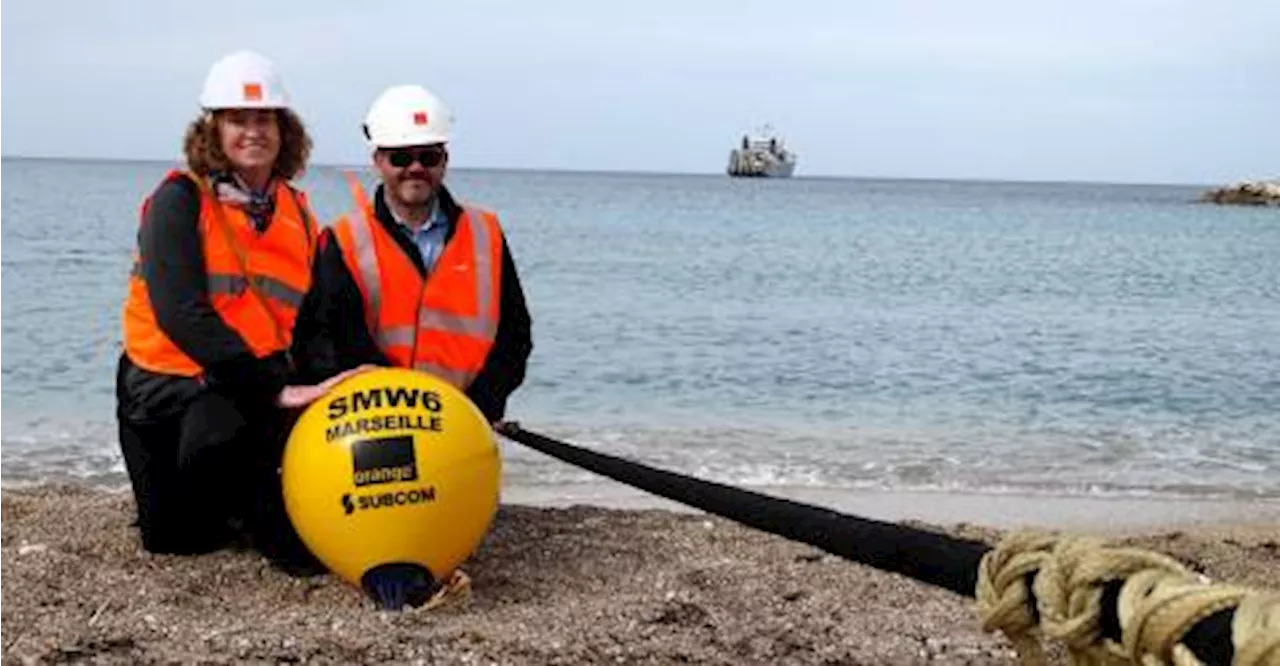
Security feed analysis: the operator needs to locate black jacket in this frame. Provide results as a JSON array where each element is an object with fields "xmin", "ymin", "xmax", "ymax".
[
  {"xmin": 292, "ymin": 184, "xmax": 533, "ymax": 422},
  {"xmin": 117, "ymin": 175, "xmax": 294, "ymax": 423}
]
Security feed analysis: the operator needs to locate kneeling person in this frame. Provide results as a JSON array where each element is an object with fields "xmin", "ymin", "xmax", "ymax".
[{"xmin": 294, "ymin": 85, "xmax": 532, "ymax": 423}]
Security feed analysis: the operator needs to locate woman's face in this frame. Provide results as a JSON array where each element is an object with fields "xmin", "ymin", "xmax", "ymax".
[{"xmin": 217, "ymin": 109, "xmax": 281, "ymax": 176}]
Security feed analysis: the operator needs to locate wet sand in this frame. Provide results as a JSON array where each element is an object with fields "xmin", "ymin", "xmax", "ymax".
[{"xmin": 3, "ymin": 484, "xmax": 1278, "ymax": 665}]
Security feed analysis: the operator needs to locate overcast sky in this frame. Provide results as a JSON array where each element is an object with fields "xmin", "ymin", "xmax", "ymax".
[{"xmin": 3, "ymin": 0, "xmax": 1276, "ymax": 183}]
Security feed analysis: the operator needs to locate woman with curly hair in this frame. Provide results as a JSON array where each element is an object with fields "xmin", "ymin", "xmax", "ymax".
[{"xmin": 117, "ymin": 51, "xmax": 358, "ymax": 567}]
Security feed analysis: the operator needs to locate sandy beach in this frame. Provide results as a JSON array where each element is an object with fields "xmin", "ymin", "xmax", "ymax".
[{"xmin": 3, "ymin": 484, "xmax": 1278, "ymax": 665}]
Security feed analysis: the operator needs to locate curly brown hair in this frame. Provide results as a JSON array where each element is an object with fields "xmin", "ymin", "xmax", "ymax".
[{"xmin": 181, "ymin": 109, "xmax": 312, "ymax": 181}]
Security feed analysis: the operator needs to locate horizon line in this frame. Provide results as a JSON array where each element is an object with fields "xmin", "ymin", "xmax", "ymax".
[{"xmin": 0, "ymin": 152, "xmax": 1221, "ymax": 189}]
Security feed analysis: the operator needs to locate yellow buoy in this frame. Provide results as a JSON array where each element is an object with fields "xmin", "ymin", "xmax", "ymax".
[{"xmin": 281, "ymin": 367, "xmax": 500, "ymax": 607}]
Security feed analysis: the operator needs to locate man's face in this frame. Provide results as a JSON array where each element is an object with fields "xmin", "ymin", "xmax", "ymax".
[{"xmin": 373, "ymin": 144, "xmax": 448, "ymax": 207}]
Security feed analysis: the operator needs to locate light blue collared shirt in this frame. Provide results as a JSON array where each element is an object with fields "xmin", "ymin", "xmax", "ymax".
[{"xmin": 384, "ymin": 192, "xmax": 449, "ymax": 273}]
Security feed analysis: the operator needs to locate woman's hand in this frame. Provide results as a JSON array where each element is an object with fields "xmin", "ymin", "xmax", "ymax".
[{"xmin": 276, "ymin": 365, "xmax": 378, "ymax": 408}]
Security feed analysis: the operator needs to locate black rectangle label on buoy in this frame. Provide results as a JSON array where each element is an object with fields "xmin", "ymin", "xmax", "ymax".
[{"xmin": 351, "ymin": 435, "xmax": 418, "ymax": 487}]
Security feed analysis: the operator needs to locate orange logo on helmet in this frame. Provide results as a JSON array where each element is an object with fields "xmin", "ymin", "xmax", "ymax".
[
  {"xmin": 243, "ymin": 83, "xmax": 264, "ymax": 101},
  {"xmin": 413, "ymin": 111, "xmax": 428, "ymax": 126}
]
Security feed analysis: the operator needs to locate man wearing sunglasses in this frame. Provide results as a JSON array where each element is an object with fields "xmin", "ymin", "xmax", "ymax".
[{"xmin": 294, "ymin": 85, "xmax": 532, "ymax": 425}]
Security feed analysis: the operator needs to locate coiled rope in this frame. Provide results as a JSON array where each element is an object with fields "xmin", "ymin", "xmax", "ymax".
[
  {"xmin": 977, "ymin": 532, "xmax": 1279, "ymax": 665},
  {"xmin": 496, "ymin": 423, "xmax": 1279, "ymax": 665}
]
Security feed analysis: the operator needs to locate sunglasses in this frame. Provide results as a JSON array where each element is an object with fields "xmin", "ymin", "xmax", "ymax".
[{"xmin": 385, "ymin": 148, "xmax": 446, "ymax": 169}]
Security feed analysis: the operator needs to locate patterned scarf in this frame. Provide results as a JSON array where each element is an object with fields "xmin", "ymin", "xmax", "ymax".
[{"xmin": 209, "ymin": 171, "xmax": 276, "ymax": 232}]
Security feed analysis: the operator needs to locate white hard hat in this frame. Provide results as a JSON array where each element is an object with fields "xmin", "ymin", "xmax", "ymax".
[
  {"xmin": 199, "ymin": 50, "xmax": 290, "ymax": 110},
  {"xmin": 363, "ymin": 85, "xmax": 454, "ymax": 148}
]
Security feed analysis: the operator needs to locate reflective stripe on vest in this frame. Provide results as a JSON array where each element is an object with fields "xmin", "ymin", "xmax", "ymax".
[
  {"xmin": 347, "ymin": 199, "xmax": 384, "ymax": 326},
  {"xmin": 130, "ymin": 264, "xmax": 306, "ymax": 309},
  {"xmin": 350, "ymin": 206, "xmax": 499, "ymax": 343},
  {"xmin": 345, "ymin": 202, "xmax": 501, "ymax": 371},
  {"xmin": 347, "ymin": 205, "xmax": 498, "ymax": 339},
  {"xmin": 208, "ymin": 274, "xmax": 307, "ymax": 309},
  {"xmin": 412, "ymin": 361, "xmax": 471, "ymax": 388}
]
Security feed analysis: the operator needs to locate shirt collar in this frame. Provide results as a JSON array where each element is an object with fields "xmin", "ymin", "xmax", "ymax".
[{"xmin": 381, "ymin": 189, "xmax": 445, "ymax": 235}]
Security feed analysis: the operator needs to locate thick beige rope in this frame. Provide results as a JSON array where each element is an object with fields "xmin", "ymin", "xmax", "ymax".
[
  {"xmin": 977, "ymin": 531, "xmax": 1058, "ymax": 666},
  {"xmin": 1034, "ymin": 536, "xmax": 1188, "ymax": 665},
  {"xmin": 976, "ymin": 531, "xmax": 1280, "ymax": 666},
  {"xmin": 409, "ymin": 568, "xmax": 472, "ymax": 613},
  {"xmin": 1233, "ymin": 592, "xmax": 1280, "ymax": 666}
]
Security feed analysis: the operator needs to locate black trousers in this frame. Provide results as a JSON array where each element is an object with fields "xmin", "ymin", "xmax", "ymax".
[{"xmin": 116, "ymin": 364, "xmax": 313, "ymax": 566}]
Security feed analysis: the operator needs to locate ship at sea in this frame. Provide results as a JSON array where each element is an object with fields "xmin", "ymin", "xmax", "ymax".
[{"xmin": 727, "ymin": 125, "xmax": 797, "ymax": 178}]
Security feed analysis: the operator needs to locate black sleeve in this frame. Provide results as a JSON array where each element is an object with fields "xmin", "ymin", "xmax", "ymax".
[
  {"xmin": 291, "ymin": 228, "xmax": 391, "ymax": 385},
  {"xmin": 139, "ymin": 176, "xmax": 290, "ymax": 401},
  {"xmin": 466, "ymin": 235, "xmax": 533, "ymax": 422}
]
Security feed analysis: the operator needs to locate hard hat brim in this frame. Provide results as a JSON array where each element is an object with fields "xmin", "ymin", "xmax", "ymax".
[
  {"xmin": 367, "ymin": 137, "xmax": 451, "ymax": 149},
  {"xmin": 201, "ymin": 100, "xmax": 291, "ymax": 111}
]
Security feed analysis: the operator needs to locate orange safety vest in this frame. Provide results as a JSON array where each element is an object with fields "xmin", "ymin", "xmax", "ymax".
[
  {"xmin": 330, "ymin": 172, "xmax": 502, "ymax": 389},
  {"xmin": 122, "ymin": 170, "xmax": 316, "ymax": 377}
]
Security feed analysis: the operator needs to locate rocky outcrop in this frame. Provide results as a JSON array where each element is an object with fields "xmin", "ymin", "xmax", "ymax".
[{"xmin": 1200, "ymin": 179, "xmax": 1280, "ymax": 206}]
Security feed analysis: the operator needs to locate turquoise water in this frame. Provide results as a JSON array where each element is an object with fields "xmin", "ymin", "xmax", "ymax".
[{"xmin": 3, "ymin": 157, "xmax": 1278, "ymax": 498}]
